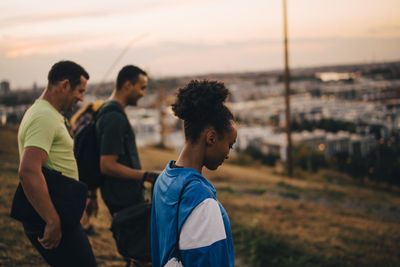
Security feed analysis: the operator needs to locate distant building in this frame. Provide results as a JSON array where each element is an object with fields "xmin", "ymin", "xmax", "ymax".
[
  {"xmin": 236, "ymin": 126, "xmax": 287, "ymax": 160},
  {"xmin": 236, "ymin": 126, "xmax": 377, "ymax": 162},
  {"xmin": 126, "ymin": 107, "xmax": 161, "ymax": 146},
  {"xmin": 1, "ymin": 114, "xmax": 6, "ymax": 125},
  {"xmin": 293, "ymin": 130, "xmax": 376, "ymax": 158},
  {"xmin": 0, "ymin": 80, "xmax": 10, "ymax": 95},
  {"xmin": 0, "ymin": 105, "xmax": 7, "ymax": 125}
]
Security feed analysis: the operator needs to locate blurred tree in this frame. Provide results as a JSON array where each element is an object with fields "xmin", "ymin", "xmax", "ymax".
[{"xmin": 293, "ymin": 144, "xmax": 327, "ymax": 172}]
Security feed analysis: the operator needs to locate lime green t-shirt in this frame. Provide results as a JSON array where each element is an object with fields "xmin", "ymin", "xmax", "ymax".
[{"xmin": 18, "ymin": 99, "xmax": 79, "ymax": 180}]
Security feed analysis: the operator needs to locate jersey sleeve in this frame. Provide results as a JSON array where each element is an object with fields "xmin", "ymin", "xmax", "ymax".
[
  {"xmin": 179, "ymin": 198, "xmax": 233, "ymax": 267},
  {"xmin": 97, "ymin": 111, "xmax": 126, "ymax": 156},
  {"xmin": 23, "ymin": 114, "xmax": 57, "ymax": 155}
]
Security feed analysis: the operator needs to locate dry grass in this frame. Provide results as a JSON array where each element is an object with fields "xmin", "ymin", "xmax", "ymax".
[
  {"xmin": 1, "ymin": 125, "xmax": 400, "ymax": 266},
  {"xmin": 210, "ymin": 159, "xmax": 400, "ymax": 266}
]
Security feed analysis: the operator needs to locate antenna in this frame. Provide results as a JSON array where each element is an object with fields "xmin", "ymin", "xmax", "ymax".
[{"xmin": 100, "ymin": 33, "xmax": 149, "ymax": 85}]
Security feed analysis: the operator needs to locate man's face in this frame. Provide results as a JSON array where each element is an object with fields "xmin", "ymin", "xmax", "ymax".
[
  {"xmin": 127, "ymin": 74, "xmax": 148, "ymax": 106},
  {"xmin": 62, "ymin": 76, "xmax": 87, "ymax": 112}
]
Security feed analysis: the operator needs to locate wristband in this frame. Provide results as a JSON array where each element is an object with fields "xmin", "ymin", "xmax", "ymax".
[
  {"xmin": 142, "ymin": 172, "xmax": 148, "ymax": 182},
  {"xmin": 142, "ymin": 171, "xmax": 160, "ymax": 184}
]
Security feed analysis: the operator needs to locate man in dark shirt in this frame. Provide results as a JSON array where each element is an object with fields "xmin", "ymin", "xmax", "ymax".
[
  {"xmin": 93, "ymin": 66, "xmax": 158, "ymax": 267},
  {"xmin": 95, "ymin": 65, "xmax": 157, "ymax": 215}
]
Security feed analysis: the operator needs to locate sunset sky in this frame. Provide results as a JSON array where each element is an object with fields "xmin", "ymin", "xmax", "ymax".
[{"xmin": 1, "ymin": 0, "xmax": 399, "ymax": 88}]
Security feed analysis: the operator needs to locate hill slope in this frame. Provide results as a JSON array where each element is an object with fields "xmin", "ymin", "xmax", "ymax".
[{"xmin": 1, "ymin": 125, "xmax": 399, "ymax": 266}]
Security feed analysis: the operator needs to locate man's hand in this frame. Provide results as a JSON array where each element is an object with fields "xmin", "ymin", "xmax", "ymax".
[
  {"xmin": 38, "ymin": 217, "xmax": 62, "ymax": 250},
  {"xmin": 19, "ymin": 146, "xmax": 62, "ymax": 250},
  {"xmin": 143, "ymin": 171, "xmax": 160, "ymax": 184}
]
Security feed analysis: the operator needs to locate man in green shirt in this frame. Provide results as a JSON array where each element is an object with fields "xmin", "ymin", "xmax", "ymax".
[{"xmin": 18, "ymin": 60, "xmax": 97, "ymax": 266}]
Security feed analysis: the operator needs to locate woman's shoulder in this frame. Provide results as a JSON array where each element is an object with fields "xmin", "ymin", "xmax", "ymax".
[
  {"xmin": 179, "ymin": 175, "xmax": 215, "ymax": 203},
  {"xmin": 158, "ymin": 163, "xmax": 216, "ymax": 203}
]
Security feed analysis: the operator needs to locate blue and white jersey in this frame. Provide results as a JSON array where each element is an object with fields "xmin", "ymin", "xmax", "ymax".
[{"xmin": 151, "ymin": 161, "xmax": 234, "ymax": 267}]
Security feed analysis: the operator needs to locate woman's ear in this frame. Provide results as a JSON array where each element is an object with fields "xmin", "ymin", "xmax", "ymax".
[{"xmin": 205, "ymin": 129, "xmax": 217, "ymax": 146}]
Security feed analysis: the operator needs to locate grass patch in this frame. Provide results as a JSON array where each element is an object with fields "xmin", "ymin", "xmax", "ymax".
[
  {"xmin": 241, "ymin": 187, "xmax": 267, "ymax": 196},
  {"xmin": 276, "ymin": 181, "xmax": 302, "ymax": 191},
  {"xmin": 228, "ymin": 153, "xmax": 256, "ymax": 167},
  {"xmin": 210, "ymin": 176, "xmax": 229, "ymax": 182},
  {"xmin": 279, "ymin": 191, "xmax": 301, "ymax": 200},
  {"xmin": 322, "ymin": 173, "xmax": 349, "ymax": 186},
  {"xmin": 232, "ymin": 222, "xmax": 348, "ymax": 267},
  {"xmin": 217, "ymin": 186, "xmax": 237, "ymax": 194},
  {"xmin": 321, "ymin": 187, "xmax": 347, "ymax": 201},
  {"xmin": 276, "ymin": 181, "xmax": 302, "ymax": 199}
]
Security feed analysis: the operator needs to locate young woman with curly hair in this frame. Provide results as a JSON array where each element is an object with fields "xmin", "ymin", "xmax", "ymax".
[{"xmin": 151, "ymin": 80, "xmax": 236, "ymax": 267}]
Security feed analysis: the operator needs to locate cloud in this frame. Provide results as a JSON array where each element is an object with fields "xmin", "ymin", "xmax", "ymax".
[
  {"xmin": 2, "ymin": 36, "xmax": 400, "ymax": 88},
  {"xmin": 367, "ymin": 24, "xmax": 400, "ymax": 37},
  {"xmin": 0, "ymin": 0, "xmax": 209, "ymax": 29},
  {"xmin": 0, "ymin": 10, "xmax": 110, "ymax": 29},
  {"xmin": 1, "ymin": 33, "xmax": 121, "ymax": 57}
]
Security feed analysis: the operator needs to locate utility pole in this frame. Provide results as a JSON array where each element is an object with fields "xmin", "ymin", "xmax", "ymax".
[
  {"xmin": 283, "ymin": 0, "xmax": 293, "ymax": 177},
  {"xmin": 158, "ymin": 86, "xmax": 167, "ymax": 148}
]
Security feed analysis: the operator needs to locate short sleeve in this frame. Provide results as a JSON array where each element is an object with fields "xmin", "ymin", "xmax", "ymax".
[
  {"xmin": 178, "ymin": 197, "xmax": 233, "ymax": 267},
  {"xmin": 97, "ymin": 111, "xmax": 126, "ymax": 156},
  {"xmin": 23, "ymin": 114, "xmax": 57, "ymax": 155},
  {"xmin": 179, "ymin": 198, "xmax": 226, "ymax": 250}
]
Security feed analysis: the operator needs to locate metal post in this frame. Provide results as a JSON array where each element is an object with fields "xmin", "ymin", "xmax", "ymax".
[{"xmin": 283, "ymin": 0, "xmax": 293, "ymax": 177}]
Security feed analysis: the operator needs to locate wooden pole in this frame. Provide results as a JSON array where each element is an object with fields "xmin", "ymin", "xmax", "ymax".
[
  {"xmin": 283, "ymin": 0, "xmax": 293, "ymax": 177},
  {"xmin": 158, "ymin": 87, "xmax": 167, "ymax": 148}
]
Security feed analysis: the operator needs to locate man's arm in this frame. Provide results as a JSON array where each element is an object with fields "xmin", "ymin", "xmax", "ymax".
[
  {"xmin": 100, "ymin": 155, "xmax": 146, "ymax": 181},
  {"xmin": 18, "ymin": 146, "xmax": 62, "ymax": 250},
  {"xmin": 100, "ymin": 155, "xmax": 159, "ymax": 183},
  {"xmin": 97, "ymin": 112, "xmax": 158, "ymax": 183}
]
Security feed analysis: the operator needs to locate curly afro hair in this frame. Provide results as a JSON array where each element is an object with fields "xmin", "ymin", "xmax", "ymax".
[{"xmin": 172, "ymin": 80, "xmax": 234, "ymax": 142}]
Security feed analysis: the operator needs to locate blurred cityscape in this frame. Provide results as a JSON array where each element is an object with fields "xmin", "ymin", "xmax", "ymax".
[{"xmin": 1, "ymin": 60, "xmax": 400, "ymax": 183}]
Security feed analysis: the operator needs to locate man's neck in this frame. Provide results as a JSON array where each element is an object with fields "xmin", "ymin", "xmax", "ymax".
[
  {"xmin": 41, "ymin": 88, "xmax": 62, "ymax": 113},
  {"xmin": 109, "ymin": 91, "xmax": 127, "ymax": 108}
]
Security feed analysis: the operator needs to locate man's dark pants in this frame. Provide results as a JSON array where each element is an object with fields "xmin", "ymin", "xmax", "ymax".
[{"xmin": 24, "ymin": 223, "xmax": 97, "ymax": 267}]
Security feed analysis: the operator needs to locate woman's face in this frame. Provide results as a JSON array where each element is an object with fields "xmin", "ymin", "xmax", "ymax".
[{"xmin": 204, "ymin": 121, "xmax": 237, "ymax": 170}]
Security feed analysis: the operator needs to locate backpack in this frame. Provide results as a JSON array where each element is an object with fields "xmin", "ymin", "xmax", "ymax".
[
  {"xmin": 73, "ymin": 103, "xmax": 125, "ymax": 189},
  {"xmin": 110, "ymin": 179, "xmax": 195, "ymax": 263},
  {"xmin": 111, "ymin": 201, "xmax": 152, "ymax": 261}
]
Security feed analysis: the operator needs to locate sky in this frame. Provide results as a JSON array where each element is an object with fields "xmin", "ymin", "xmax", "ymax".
[{"xmin": 1, "ymin": 0, "xmax": 400, "ymax": 89}]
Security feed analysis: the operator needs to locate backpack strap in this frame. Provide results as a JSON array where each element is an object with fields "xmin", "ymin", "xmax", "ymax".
[
  {"xmin": 175, "ymin": 179, "xmax": 198, "ymax": 262},
  {"xmin": 94, "ymin": 103, "xmax": 126, "ymax": 121},
  {"xmin": 92, "ymin": 102, "xmax": 128, "ymax": 156}
]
